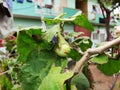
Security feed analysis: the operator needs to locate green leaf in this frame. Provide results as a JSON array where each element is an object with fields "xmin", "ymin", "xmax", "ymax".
[
  {"xmin": 17, "ymin": 31, "xmax": 34, "ymax": 62},
  {"xmin": 43, "ymin": 18, "xmax": 55, "ymax": 25},
  {"xmin": 68, "ymin": 49, "xmax": 82, "ymax": 61},
  {"xmin": 71, "ymin": 73, "xmax": 90, "ymax": 90},
  {"xmin": 61, "ymin": 58, "xmax": 68, "ymax": 72},
  {"xmin": 60, "ymin": 12, "xmax": 94, "ymax": 31},
  {"xmin": 69, "ymin": 32, "xmax": 84, "ymax": 37},
  {"xmin": 91, "ymin": 54, "xmax": 108, "ymax": 64},
  {"xmin": 97, "ymin": 59, "xmax": 120, "ymax": 76},
  {"xmin": 44, "ymin": 11, "xmax": 94, "ymax": 31},
  {"xmin": 38, "ymin": 67, "xmax": 73, "ymax": 90},
  {"xmin": 18, "ymin": 72, "xmax": 41, "ymax": 90},
  {"xmin": 21, "ymin": 50, "xmax": 56, "ymax": 74},
  {"xmin": 65, "ymin": 32, "xmax": 84, "ymax": 40},
  {"xmin": 19, "ymin": 26, "xmax": 43, "ymax": 36},
  {"xmin": 17, "ymin": 27, "xmax": 42, "ymax": 62},
  {"xmin": 73, "ymin": 14, "xmax": 94, "ymax": 31},
  {"xmin": 0, "ymin": 75, "xmax": 12, "ymax": 90},
  {"xmin": 54, "ymin": 57, "xmax": 69, "ymax": 72},
  {"xmin": 73, "ymin": 37, "xmax": 93, "ymax": 52},
  {"xmin": 18, "ymin": 50, "xmax": 56, "ymax": 90},
  {"xmin": 17, "ymin": 27, "xmax": 53, "ymax": 62},
  {"xmin": 44, "ymin": 13, "xmax": 66, "ymax": 25},
  {"xmin": 42, "ymin": 24, "xmax": 60, "ymax": 42},
  {"xmin": 16, "ymin": 27, "xmax": 58, "ymax": 90}
]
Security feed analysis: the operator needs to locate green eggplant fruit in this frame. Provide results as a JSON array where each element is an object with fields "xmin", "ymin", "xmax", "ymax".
[{"xmin": 55, "ymin": 31, "xmax": 71, "ymax": 57}]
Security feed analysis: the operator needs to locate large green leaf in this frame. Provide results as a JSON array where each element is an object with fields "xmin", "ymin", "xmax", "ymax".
[
  {"xmin": 97, "ymin": 59, "xmax": 120, "ymax": 76},
  {"xmin": 71, "ymin": 73, "xmax": 90, "ymax": 90},
  {"xmin": 91, "ymin": 54, "xmax": 108, "ymax": 64},
  {"xmin": 17, "ymin": 27, "xmax": 53, "ymax": 62},
  {"xmin": 16, "ymin": 27, "xmax": 59, "ymax": 90},
  {"xmin": 38, "ymin": 67, "xmax": 73, "ymax": 90},
  {"xmin": 44, "ymin": 11, "xmax": 94, "ymax": 31},
  {"xmin": 18, "ymin": 50, "xmax": 56, "ymax": 90}
]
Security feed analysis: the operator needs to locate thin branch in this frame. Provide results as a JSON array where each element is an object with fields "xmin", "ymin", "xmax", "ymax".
[
  {"xmin": 73, "ymin": 51, "xmax": 89, "ymax": 73},
  {"xmin": 98, "ymin": 0, "xmax": 111, "ymax": 11},
  {"xmin": 98, "ymin": 0, "xmax": 111, "ymax": 19},
  {"xmin": 98, "ymin": 1, "xmax": 106, "ymax": 18},
  {"xmin": 110, "ymin": 4, "xmax": 120, "ymax": 12},
  {"xmin": 74, "ymin": 37, "xmax": 120, "ymax": 74},
  {"xmin": 109, "ymin": 73, "xmax": 120, "ymax": 90}
]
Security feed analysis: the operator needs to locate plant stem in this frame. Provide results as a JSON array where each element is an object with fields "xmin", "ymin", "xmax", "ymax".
[
  {"xmin": 109, "ymin": 73, "xmax": 120, "ymax": 90},
  {"xmin": 74, "ymin": 37, "xmax": 120, "ymax": 74}
]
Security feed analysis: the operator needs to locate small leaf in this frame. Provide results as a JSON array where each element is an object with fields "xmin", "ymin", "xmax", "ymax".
[
  {"xmin": 73, "ymin": 37, "xmax": 93, "ymax": 52},
  {"xmin": 71, "ymin": 73, "xmax": 90, "ymax": 90},
  {"xmin": 91, "ymin": 54, "xmax": 108, "ymax": 64},
  {"xmin": 68, "ymin": 49, "xmax": 82, "ymax": 61},
  {"xmin": 43, "ymin": 18, "xmax": 55, "ymax": 25},
  {"xmin": 73, "ymin": 14, "xmax": 94, "ymax": 31},
  {"xmin": 65, "ymin": 32, "xmax": 84, "ymax": 40}
]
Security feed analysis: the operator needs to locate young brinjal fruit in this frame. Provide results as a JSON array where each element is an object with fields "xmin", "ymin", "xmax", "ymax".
[{"xmin": 55, "ymin": 31, "xmax": 71, "ymax": 57}]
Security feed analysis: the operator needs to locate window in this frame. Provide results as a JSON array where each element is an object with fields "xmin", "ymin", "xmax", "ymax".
[
  {"xmin": 93, "ymin": 33, "xmax": 98, "ymax": 40},
  {"xmin": 100, "ymin": 33, "xmax": 105, "ymax": 41}
]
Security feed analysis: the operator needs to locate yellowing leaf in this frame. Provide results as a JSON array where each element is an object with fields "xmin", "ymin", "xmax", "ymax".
[
  {"xmin": 38, "ymin": 67, "xmax": 74, "ymax": 90},
  {"xmin": 91, "ymin": 54, "xmax": 108, "ymax": 64}
]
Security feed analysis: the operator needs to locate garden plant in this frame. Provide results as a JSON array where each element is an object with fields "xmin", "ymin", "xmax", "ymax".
[{"xmin": 0, "ymin": 11, "xmax": 120, "ymax": 90}]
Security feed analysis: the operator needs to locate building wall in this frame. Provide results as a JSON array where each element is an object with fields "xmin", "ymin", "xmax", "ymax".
[
  {"xmin": 74, "ymin": 25, "xmax": 91, "ymax": 37},
  {"xmin": 13, "ymin": 0, "xmax": 76, "ymax": 32},
  {"xmin": 13, "ymin": 18, "xmax": 42, "ymax": 30},
  {"xmin": 13, "ymin": 0, "xmax": 75, "ymax": 18},
  {"xmin": 13, "ymin": 17, "xmax": 74, "ymax": 33}
]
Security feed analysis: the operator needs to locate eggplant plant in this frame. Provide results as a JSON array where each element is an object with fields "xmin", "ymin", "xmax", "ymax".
[{"xmin": 0, "ymin": 11, "xmax": 120, "ymax": 90}]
